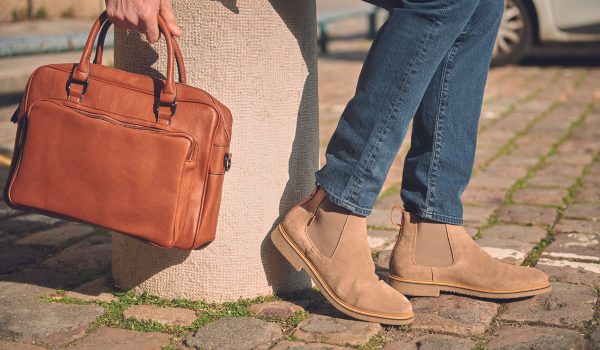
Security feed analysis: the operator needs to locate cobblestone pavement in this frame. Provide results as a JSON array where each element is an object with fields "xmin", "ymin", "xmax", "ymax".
[{"xmin": 1, "ymin": 37, "xmax": 600, "ymax": 349}]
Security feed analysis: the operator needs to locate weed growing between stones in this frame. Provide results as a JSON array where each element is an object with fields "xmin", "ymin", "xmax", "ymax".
[
  {"xmin": 357, "ymin": 335, "xmax": 386, "ymax": 350},
  {"xmin": 36, "ymin": 286, "xmax": 339, "ymax": 348}
]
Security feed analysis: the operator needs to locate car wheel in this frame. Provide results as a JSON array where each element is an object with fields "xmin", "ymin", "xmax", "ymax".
[{"xmin": 491, "ymin": 0, "xmax": 533, "ymax": 66}]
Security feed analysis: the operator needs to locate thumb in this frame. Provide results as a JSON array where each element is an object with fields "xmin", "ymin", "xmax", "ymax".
[{"xmin": 160, "ymin": 0, "xmax": 182, "ymax": 37}]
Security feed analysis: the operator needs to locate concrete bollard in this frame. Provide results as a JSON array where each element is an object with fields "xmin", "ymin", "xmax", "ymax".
[{"xmin": 111, "ymin": 0, "xmax": 318, "ymax": 302}]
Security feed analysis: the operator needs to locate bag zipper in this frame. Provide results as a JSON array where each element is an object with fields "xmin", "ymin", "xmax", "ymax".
[{"xmin": 68, "ymin": 106, "xmax": 196, "ymax": 161}]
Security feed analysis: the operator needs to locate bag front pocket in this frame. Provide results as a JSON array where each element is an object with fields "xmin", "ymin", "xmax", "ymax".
[{"xmin": 7, "ymin": 99, "xmax": 196, "ymax": 248}]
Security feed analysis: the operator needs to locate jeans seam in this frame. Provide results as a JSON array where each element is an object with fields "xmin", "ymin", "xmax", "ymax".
[
  {"xmin": 423, "ymin": 22, "xmax": 470, "ymax": 218},
  {"xmin": 410, "ymin": 206, "xmax": 464, "ymax": 225},
  {"xmin": 317, "ymin": 182, "xmax": 372, "ymax": 216},
  {"xmin": 346, "ymin": 18, "xmax": 442, "ymax": 205}
]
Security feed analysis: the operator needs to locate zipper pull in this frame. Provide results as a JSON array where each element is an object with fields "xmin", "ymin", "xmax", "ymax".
[{"xmin": 10, "ymin": 103, "xmax": 21, "ymax": 124}]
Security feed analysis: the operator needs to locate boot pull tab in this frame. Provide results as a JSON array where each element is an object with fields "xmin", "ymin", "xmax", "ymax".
[{"xmin": 390, "ymin": 205, "xmax": 404, "ymax": 228}]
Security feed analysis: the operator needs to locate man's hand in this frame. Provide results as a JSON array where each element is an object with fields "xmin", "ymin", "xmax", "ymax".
[{"xmin": 105, "ymin": 0, "xmax": 182, "ymax": 43}]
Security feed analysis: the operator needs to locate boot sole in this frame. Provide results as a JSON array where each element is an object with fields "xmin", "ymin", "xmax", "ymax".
[
  {"xmin": 388, "ymin": 275, "xmax": 552, "ymax": 299},
  {"xmin": 271, "ymin": 224, "xmax": 414, "ymax": 325}
]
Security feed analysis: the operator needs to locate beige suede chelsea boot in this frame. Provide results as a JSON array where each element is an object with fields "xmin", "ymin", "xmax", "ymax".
[
  {"xmin": 388, "ymin": 210, "xmax": 551, "ymax": 299},
  {"xmin": 271, "ymin": 187, "xmax": 414, "ymax": 325}
]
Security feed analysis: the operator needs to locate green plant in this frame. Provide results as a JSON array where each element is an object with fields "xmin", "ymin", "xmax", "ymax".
[
  {"xmin": 61, "ymin": 6, "xmax": 76, "ymax": 18},
  {"xmin": 11, "ymin": 7, "xmax": 27, "ymax": 22},
  {"xmin": 35, "ymin": 6, "xmax": 47, "ymax": 19},
  {"xmin": 357, "ymin": 335, "xmax": 387, "ymax": 350}
]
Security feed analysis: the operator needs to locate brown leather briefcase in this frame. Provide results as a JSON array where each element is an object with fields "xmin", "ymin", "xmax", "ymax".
[{"xmin": 4, "ymin": 11, "xmax": 232, "ymax": 250}]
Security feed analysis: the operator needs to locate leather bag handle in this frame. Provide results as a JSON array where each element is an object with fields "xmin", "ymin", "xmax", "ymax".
[
  {"xmin": 93, "ymin": 17, "xmax": 187, "ymax": 85},
  {"xmin": 69, "ymin": 11, "xmax": 179, "ymax": 125}
]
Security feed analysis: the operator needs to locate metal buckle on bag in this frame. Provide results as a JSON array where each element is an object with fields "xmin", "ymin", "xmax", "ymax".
[
  {"xmin": 66, "ymin": 77, "xmax": 89, "ymax": 98},
  {"xmin": 158, "ymin": 100, "xmax": 177, "ymax": 116},
  {"xmin": 224, "ymin": 153, "xmax": 232, "ymax": 171}
]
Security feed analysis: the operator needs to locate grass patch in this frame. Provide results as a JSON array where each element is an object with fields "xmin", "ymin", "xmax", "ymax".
[
  {"xmin": 258, "ymin": 310, "xmax": 310, "ymax": 333},
  {"xmin": 522, "ymin": 229, "xmax": 554, "ymax": 267},
  {"xmin": 39, "ymin": 288, "xmax": 286, "ymax": 345},
  {"xmin": 480, "ymin": 101, "xmax": 560, "ymax": 172},
  {"xmin": 476, "ymin": 97, "xmax": 595, "ymax": 243},
  {"xmin": 519, "ymin": 101, "xmax": 595, "ymax": 266},
  {"xmin": 479, "ymin": 69, "xmax": 561, "ymax": 135},
  {"xmin": 357, "ymin": 335, "xmax": 387, "ymax": 350},
  {"xmin": 582, "ymin": 287, "xmax": 600, "ymax": 337},
  {"xmin": 375, "ymin": 184, "xmax": 401, "ymax": 205}
]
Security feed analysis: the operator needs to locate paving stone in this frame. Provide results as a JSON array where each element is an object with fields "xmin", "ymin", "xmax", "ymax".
[
  {"xmin": 0, "ymin": 232, "xmax": 18, "ymax": 245},
  {"xmin": 500, "ymin": 282, "xmax": 596, "ymax": 327},
  {"xmin": 0, "ymin": 246, "xmax": 45, "ymax": 274},
  {"xmin": 376, "ymin": 249, "xmax": 392, "ymax": 270},
  {"xmin": 584, "ymin": 174, "xmax": 600, "ymax": 187},
  {"xmin": 555, "ymin": 219, "xmax": 600, "ymax": 235},
  {"xmin": 0, "ymin": 201, "xmax": 21, "ymax": 220},
  {"xmin": 527, "ymin": 175, "xmax": 575, "ymax": 188},
  {"xmin": 512, "ymin": 188, "xmax": 566, "ymax": 206},
  {"xmin": 537, "ymin": 258, "xmax": 600, "ymax": 286},
  {"xmin": 591, "ymin": 326, "xmax": 600, "ymax": 350},
  {"xmin": 65, "ymin": 276, "xmax": 117, "ymax": 302},
  {"xmin": 486, "ymin": 163, "xmax": 530, "ymax": 179},
  {"xmin": 575, "ymin": 184, "xmax": 600, "ymax": 202},
  {"xmin": 409, "ymin": 294, "xmax": 498, "ymax": 336},
  {"xmin": 487, "ymin": 325, "xmax": 588, "ymax": 350},
  {"xmin": 0, "ymin": 281, "xmax": 104, "ymax": 346},
  {"xmin": 564, "ymin": 203, "xmax": 600, "ymax": 221},
  {"xmin": 69, "ymin": 326, "xmax": 171, "ymax": 350},
  {"xmin": 383, "ymin": 334, "xmax": 474, "ymax": 350},
  {"xmin": 463, "ymin": 206, "xmax": 496, "ymax": 227},
  {"xmin": 249, "ymin": 300, "xmax": 305, "ymax": 319},
  {"xmin": 184, "ymin": 317, "xmax": 283, "ymax": 350},
  {"xmin": 477, "ymin": 225, "xmax": 547, "ymax": 264},
  {"xmin": 464, "ymin": 226, "xmax": 478, "ymax": 237},
  {"xmin": 536, "ymin": 163, "xmax": 583, "ymax": 180},
  {"xmin": 0, "ymin": 341, "xmax": 46, "ymax": 350},
  {"xmin": 512, "ymin": 142, "xmax": 550, "ymax": 158},
  {"xmin": 557, "ymin": 141, "xmax": 598, "ymax": 159},
  {"xmin": 367, "ymin": 229, "xmax": 397, "ymax": 249},
  {"xmin": 469, "ymin": 173, "xmax": 516, "ymax": 190},
  {"xmin": 0, "ymin": 214, "xmax": 62, "ymax": 235},
  {"xmin": 542, "ymin": 233, "xmax": 599, "ymax": 262},
  {"xmin": 123, "ymin": 304, "xmax": 197, "ymax": 326},
  {"xmin": 476, "ymin": 225, "xmax": 547, "ymax": 264},
  {"xmin": 461, "ymin": 187, "xmax": 505, "ymax": 206},
  {"xmin": 3, "ymin": 268, "xmax": 83, "ymax": 289},
  {"xmin": 374, "ymin": 193, "xmax": 402, "ymax": 210},
  {"xmin": 14, "ymin": 224, "xmax": 94, "ymax": 247},
  {"xmin": 482, "ymin": 224, "xmax": 547, "ymax": 242},
  {"xmin": 292, "ymin": 314, "xmax": 382, "ymax": 347},
  {"xmin": 271, "ymin": 341, "xmax": 352, "ymax": 350},
  {"xmin": 497, "ymin": 205, "xmax": 556, "ymax": 226},
  {"xmin": 547, "ymin": 153, "xmax": 595, "ymax": 166},
  {"xmin": 494, "ymin": 155, "xmax": 539, "ymax": 168},
  {"xmin": 42, "ymin": 235, "xmax": 111, "ymax": 276},
  {"xmin": 367, "ymin": 209, "xmax": 397, "ymax": 230}
]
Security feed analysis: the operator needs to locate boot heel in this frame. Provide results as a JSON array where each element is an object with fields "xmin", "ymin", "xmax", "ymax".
[
  {"xmin": 389, "ymin": 278, "xmax": 441, "ymax": 297},
  {"xmin": 270, "ymin": 225, "xmax": 305, "ymax": 272}
]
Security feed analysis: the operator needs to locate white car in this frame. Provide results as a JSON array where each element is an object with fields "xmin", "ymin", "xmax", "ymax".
[{"xmin": 493, "ymin": 0, "xmax": 600, "ymax": 65}]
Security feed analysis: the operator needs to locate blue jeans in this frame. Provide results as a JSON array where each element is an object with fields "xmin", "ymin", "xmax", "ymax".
[{"xmin": 315, "ymin": 0, "xmax": 503, "ymax": 225}]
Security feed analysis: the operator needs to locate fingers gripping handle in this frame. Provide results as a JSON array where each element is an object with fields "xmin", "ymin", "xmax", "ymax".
[
  {"xmin": 70, "ymin": 11, "xmax": 180, "ymax": 125},
  {"xmin": 93, "ymin": 18, "xmax": 187, "ymax": 84}
]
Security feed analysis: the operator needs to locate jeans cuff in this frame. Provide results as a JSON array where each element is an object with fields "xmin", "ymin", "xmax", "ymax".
[
  {"xmin": 406, "ymin": 205, "xmax": 463, "ymax": 225},
  {"xmin": 315, "ymin": 177, "xmax": 373, "ymax": 217}
]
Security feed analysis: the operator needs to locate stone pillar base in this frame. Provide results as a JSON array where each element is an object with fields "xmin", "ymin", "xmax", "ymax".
[{"xmin": 111, "ymin": 0, "xmax": 318, "ymax": 302}]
